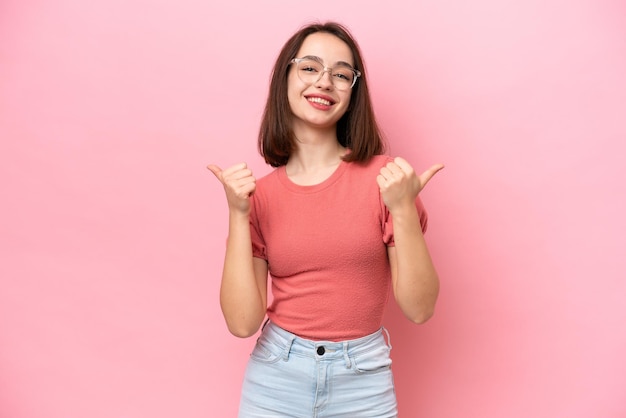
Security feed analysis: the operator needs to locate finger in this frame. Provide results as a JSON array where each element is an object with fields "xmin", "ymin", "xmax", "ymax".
[
  {"xmin": 239, "ymin": 180, "xmax": 257, "ymax": 197},
  {"xmin": 226, "ymin": 168, "xmax": 254, "ymax": 182},
  {"xmin": 385, "ymin": 163, "xmax": 403, "ymax": 177},
  {"xmin": 221, "ymin": 162, "xmax": 248, "ymax": 177},
  {"xmin": 418, "ymin": 163, "xmax": 445, "ymax": 187},
  {"xmin": 232, "ymin": 175, "xmax": 256, "ymax": 190},
  {"xmin": 376, "ymin": 174, "xmax": 389, "ymax": 189},
  {"xmin": 207, "ymin": 164, "xmax": 223, "ymax": 180},
  {"xmin": 379, "ymin": 166, "xmax": 395, "ymax": 181},
  {"xmin": 393, "ymin": 157, "xmax": 414, "ymax": 175}
]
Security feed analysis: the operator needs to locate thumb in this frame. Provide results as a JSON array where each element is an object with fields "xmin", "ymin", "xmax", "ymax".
[
  {"xmin": 419, "ymin": 163, "xmax": 445, "ymax": 187},
  {"xmin": 207, "ymin": 164, "xmax": 223, "ymax": 181}
]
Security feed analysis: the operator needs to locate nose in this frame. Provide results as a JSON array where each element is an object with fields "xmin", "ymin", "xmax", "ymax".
[{"xmin": 315, "ymin": 68, "xmax": 334, "ymax": 89}]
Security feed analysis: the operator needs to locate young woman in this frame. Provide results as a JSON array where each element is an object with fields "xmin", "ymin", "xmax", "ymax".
[{"xmin": 208, "ymin": 21, "xmax": 443, "ymax": 418}]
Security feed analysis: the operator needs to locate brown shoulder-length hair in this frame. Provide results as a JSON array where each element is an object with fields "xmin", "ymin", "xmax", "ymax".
[{"xmin": 258, "ymin": 21, "xmax": 386, "ymax": 167}]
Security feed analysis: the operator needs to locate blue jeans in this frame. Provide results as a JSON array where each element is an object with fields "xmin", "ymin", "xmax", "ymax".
[{"xmin": 238, "ymin": 321, "xmax": 398, "ymax": 417}]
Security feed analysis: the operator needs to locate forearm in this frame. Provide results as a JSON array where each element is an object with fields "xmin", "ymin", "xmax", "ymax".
[
  {"xmin": 390, "ymin": 204, "xmax": 440, "ymax": 324},
  {"xmin": 219, "ymin": 211, "xmax": 267, "ymax": 337}
]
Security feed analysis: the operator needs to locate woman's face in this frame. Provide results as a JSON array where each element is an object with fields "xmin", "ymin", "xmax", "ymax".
[{"xmin": 287, "ymin": 32, "xmax": 355, "ymax": 133}]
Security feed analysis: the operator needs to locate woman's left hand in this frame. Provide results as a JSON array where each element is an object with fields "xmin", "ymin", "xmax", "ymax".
[{"xmin": 377, "ymin": 157, "xmax": 444, "ymax": 212}]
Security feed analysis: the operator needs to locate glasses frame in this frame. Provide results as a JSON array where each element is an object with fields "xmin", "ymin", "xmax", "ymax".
[{"xmin": 290, "ymin": 57, "xmax": 362, "ymax": 90}]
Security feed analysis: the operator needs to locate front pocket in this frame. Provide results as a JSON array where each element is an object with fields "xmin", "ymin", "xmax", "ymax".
[
  {"xmin": 352, "ymin": 345, "xmax": 392, "ymax": 374},
  {"xmin": 249, "ymin": 337, "xmax": 283, "ymax": 364}
]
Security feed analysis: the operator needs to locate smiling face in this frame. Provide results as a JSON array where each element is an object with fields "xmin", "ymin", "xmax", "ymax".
[{"xmin": 287, "ymin": 32, "xmax": 355, "ymax": 135}]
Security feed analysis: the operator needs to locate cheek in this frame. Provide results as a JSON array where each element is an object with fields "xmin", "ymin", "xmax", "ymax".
[
  {"xmin": 338, "ymin": 93, "xmax": 352, "ymax": 113},
  {"xmin": 287, "ymin": 70, "xmax": 302, "ymax": 92},
  {"xmin": 343, "ymin": 93, "xmax": 352, "ymax": 108},
  {"xmin": 286, "ymin": 74, "xmax": 302, "ymax": 107},
  {"xmin": 287, "ymin": 86, "xmax": 298, "ymax": 114}
]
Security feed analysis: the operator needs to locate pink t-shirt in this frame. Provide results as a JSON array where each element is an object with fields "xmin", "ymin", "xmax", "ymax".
[{"xmin": 249, "ymin": 154, "xmax": 428, "ymax": 341}]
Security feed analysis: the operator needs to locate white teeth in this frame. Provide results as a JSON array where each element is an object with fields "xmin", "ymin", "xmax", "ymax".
[{"xmin": 308, "ymin": 97, "xmax": 332, "ymax": 106}]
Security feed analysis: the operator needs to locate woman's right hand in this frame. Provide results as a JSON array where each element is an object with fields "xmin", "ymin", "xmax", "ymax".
[{"xmin": 207, "ymin": 163, "xmax": 256, "ymax": 214}]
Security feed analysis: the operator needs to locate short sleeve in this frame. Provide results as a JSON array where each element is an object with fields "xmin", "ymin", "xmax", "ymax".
[
  {"xmin": 249, "ymin": 194, "xmax": 267, "ymax": 260},
  {"xmin": 382, "ymin": 196, "xmax": 429, "ymax": 246}
]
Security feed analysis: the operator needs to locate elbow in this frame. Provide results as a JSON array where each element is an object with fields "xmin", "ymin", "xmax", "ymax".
[
  {"xmin": 229, "ymin": 328, "xmax": 258, "ymax": 338},
  {"xmin": 226, "ymin": 321, "xmax": 260, "ymax": 338},
  {"xmin": 220, "ymin": 298, "xmax": 265, "ymax": 338},
  {"xmin": 222, "ymin": 311, "xmax": 263, "ymax": 338},
  {"xmin": 408, "ymin": 308, "xmax": 435, "ymax": 324},
  {"xmin": 403, "ymin": 299, "xmax": 436, "ymax": 324},
  {"xmin": 397, "ymin": 287, "xmax": 439, "ymax": 325}
]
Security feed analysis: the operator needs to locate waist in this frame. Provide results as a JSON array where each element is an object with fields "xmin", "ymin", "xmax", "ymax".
[{"xmin": 260, "ymin": 320, "xmax": 391, "ymax": 360}]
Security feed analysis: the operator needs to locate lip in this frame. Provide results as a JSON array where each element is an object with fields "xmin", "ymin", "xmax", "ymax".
[{"xmin": 305, "ymin": 94, "xmax": 336, "ymax": 107}]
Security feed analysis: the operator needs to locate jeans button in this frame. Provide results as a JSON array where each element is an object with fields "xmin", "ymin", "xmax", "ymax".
[{"xmin": 316, "ymin": 346, "xmax": 325, "ymax": 355}]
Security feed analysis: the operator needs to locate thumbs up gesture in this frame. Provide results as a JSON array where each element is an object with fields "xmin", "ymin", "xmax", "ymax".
[
  {"xmin": 377, "ymin": 157, "xmax": 444, "ymax": 212},
  {"xmin": 207, "ymin": 163, "xmax": 257, "ymax": 215}
]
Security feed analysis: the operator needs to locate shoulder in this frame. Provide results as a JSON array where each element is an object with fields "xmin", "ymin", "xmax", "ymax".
[
  {"xmin": 250, "ymin": 167, "xmax": 281, "ymax": 205},
  {"xmin": 370, "ymin": 154, "xmax": 394, "ymax": 166},
  {"xmin": 255, "ymin": 166, "xmax": 281, "ymax": 187},
  {"xmin": 345, "ymin": 154, "xmax": 393, "ymax": 174}
]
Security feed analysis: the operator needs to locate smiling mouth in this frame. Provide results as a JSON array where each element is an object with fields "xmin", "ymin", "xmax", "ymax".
[{"xmin": 307, "ymin": 97, "xmax": 334, "ymax": 106}]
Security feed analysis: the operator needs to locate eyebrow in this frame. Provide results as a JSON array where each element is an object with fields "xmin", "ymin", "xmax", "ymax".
[{"xmin": 302, "ymin": 55, "xmax": 355, "ymax": 69}]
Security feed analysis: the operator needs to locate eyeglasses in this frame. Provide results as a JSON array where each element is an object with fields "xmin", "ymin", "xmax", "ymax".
[{"xmin": 290, "ymin": 57, "xmax": 361, "ymax": 91}]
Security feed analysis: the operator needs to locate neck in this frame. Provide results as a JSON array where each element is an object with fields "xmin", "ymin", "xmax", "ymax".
[
  {"xmin": 289, "ymin": 124, "xmax": 346, "ymax": 172},
  {"xmin": 290, "ymin": 140, "xmax": 345, "ymax": 167},
  {"xmin": 285, "ymin": 133, "xmax": 347, "ymax": 186}
]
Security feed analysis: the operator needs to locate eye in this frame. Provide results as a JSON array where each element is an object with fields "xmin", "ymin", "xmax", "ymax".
[
  {"xmin": 299, "ymin": 60, "xmax": 321, "ymax": 73},
  {"xmin": 333, "ymin": 69, "xmax": 353, "ymax": 82}
]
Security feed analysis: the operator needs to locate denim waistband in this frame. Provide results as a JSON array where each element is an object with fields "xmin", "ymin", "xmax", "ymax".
[{"xmin": 260, "ymin": 320, "xmax": 392, "ymax": 366}]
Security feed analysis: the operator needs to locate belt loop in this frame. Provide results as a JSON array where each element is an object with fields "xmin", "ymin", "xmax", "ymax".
[
  {"xmin": 261, "ymin": 317, "xmax": 270, "ymax": 330},
  {"xmin": 382, "ymin": 327, "xmax": 392, "ymax": 350},
  {"xmin": 282, "ymin": 335, "xmax": 295, "ymax": 361},
  {"xmin": 342, "ymin": 341, "xmax": 352, "ymax": 368}
]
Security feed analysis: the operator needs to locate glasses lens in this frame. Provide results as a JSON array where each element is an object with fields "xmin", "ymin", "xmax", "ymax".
[
  {"xmin": 332, "ymin": 67, "xmax": 355, "ymax": 90},
  {"xmin": 296, "ymin": 59, "xmax": 323, "ymax": 84},
  {"xmin": 296, "ymin": 59, "xmax": 356, "ymax": 90}
]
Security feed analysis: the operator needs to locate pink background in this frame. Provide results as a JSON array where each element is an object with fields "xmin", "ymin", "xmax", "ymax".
[{"xmin": 2, "ymin": 0, "xmax": 625, "ymax": 417}]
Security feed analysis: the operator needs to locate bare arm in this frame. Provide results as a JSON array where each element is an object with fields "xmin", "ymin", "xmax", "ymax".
[
  {"xmin": 378, "ymin": 158, "xmax": 443, "ymax": 324},
  {"xmin": 208, "ymin": 163, "xmax": 268, "ymax": 337}
]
